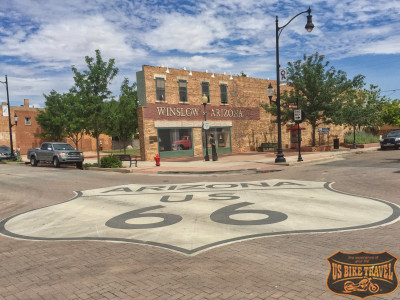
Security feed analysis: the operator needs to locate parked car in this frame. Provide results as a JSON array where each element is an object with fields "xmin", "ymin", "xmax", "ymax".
[
  {"xmin": 27, "ymin": 142, "xmax": 84, "ymax": 169},
  {"xmin": 0, "ymin": 145, "xmax": 14, "ymax": 161},
  {"xmin": 380, "ymin": 130, "xmax": 400, "ymax": 150}
]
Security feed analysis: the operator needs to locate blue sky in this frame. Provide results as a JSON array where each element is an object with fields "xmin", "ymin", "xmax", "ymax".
[{"xmin": 0, "ymin": 0, "xmax": 399, "ymax": 107}]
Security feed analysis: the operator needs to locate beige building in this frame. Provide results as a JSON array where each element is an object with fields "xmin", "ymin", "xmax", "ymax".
[{"xmin": 136, "ymin": 65, "xmax": 346, "ymax": 161}]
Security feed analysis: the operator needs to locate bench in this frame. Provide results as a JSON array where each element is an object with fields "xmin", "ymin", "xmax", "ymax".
[
  {"xmin": 257, "ymin": 142, "xmax": 278, "ymax": 152},
  {"xmin": 112, "ymin": 154, "xmax": 138, "ymax": 167}
]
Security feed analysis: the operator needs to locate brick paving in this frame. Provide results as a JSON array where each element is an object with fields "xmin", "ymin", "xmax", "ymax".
[{"xmin": 1, "ymin": 149, "xmax": 399, "ymax": 299}]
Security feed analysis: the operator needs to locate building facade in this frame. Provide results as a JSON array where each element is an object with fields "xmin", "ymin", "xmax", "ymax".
[
  {"xmin": 0, "ymin": 99, "xmax": 112, "ymax": 155},
  {"xmin": 136, "ymin": 65, "xmax": 347, "ymax": 161}
]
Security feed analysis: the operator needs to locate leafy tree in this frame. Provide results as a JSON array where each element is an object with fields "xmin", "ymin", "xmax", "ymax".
[
  {"xmin": 62, "ymin": 92, "xmax": 88, "ymax": 149},
  {"xmin": 333, "ymin": 85, "xmax": 386, "ymax": 146},
  {"xmin": 382, "ymin": 99, "xmax": 400, "ymax": 127},
  {"xmin": 36, "ymin": 91, "xmax": 88, "ymax": 150},
  {"xmin": 36, "ymin": 90, "xmax": 67, "ymax": 142},
  {"xmin": 103, "ymin": 78, "xmax": 138, "ymax": 153},
  {"xmin": 71, "ymin": 49, "xmax": 118, "ymax": 165},
  {"xmin": 263, "ymin": 52, "xmax": 364, "ymax": 146}
]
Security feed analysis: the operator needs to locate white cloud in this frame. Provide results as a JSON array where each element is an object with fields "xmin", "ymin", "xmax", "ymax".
[
  {"xmin": 1, "ymin": 0, "xmax": 400, "ymax": 105},
  {"xmin": 143, "ymin": 13, "xmax": 229, "ymax": 53},
  {"xmin": 0, "ymin": 16, "xmax": 144, "ymax": 69}
]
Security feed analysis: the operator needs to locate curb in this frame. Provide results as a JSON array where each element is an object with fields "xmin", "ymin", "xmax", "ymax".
[
  {"xmin": 158, "ymin": 168, "xmax": 262, "ymax": 175},
  {"xmin": 85, "ymin": 167, "xmax": 132, "ymax": 173}
]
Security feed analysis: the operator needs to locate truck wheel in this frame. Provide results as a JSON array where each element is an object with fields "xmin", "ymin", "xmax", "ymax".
[
  {"xmin": 177, "ymin": 145, "xmax": 183, "ymax": 150},
  {"xmin": 53, "ymin": 157, "xmax": 60, "ymax": 168},
  {"xmin": 76, "ymin": 162, "xmax": 83, "ymax": 170},
  {"xmin": 30, "ymin": 156, "xmax": 38, "ymax": 167}
]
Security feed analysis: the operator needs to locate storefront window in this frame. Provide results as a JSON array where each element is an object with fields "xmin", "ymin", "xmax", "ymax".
[
  {"xmin": 202, "ymin": 127, "xmax": 231, "ymax": 153},
  {"xmin": 158, "ymin": 128, "xmax": 193, "ymax": 153}
]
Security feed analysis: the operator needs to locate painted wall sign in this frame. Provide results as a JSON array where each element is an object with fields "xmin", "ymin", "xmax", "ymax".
[{"xmin": 143, "ymin": 103, "xmax": 260, "ymax": 121}]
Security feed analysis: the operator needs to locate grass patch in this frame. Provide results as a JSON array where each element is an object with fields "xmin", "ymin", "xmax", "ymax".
[
  {"xmin": 0, "ymin": 155, "xmax": 23, "ymax": 163},
  {"xmin": 344, "ymin": 131, "xmax": 380, "ymax": 144}
]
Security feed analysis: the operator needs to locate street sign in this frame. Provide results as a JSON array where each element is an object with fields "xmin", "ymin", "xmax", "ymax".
[
  {"xmin": 279, "ymin": 68, "xmax": 287, "ymax": 86},
  {"xmin": 2, "ymin": 105, "xmax": 8, "ymax": 117},
  {"xmin": 294, "ymin": 109, "xmax": 302, "ymax": 121},
  {"xmin": 203, "ymin": 121, "xmax": 210, "ymax": 130},
  {"xmin": 318, "ymin": 128, "xmax": 330, "ymax": 134}
]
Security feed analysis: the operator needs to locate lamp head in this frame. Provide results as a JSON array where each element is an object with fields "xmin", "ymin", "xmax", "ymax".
[
  {"xmin": 267, "ymin": 83, "xmax": 275, "ymax": 103},
  {"xmin": 305, "ymin": 7, "xmax": 314, "ymax": 32},
  {"xmin": 13, "ymin": 113, "xmax": 18, "ymax": 125},
  {"xmin": 202, "ymin": 94, "xmax": 208, "ymax": 104}
]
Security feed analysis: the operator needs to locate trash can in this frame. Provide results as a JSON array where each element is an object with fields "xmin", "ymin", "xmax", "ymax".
[{"xmin": 333, "ymin": 138, "xmax": 340, "ymax": 149}]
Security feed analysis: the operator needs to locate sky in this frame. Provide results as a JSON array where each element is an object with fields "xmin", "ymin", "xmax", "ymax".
[{"xmin": 0, "ymin": 0, "xmax": 399, "ymax": 107}]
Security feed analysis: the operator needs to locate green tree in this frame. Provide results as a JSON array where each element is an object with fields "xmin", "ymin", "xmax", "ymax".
[
  {"xmin": 333, "ymin": 85, "xmax": 386, "ymax": 146},
  {"xmin": 71, "ymin": 49, "xmax": 119, "ymax": 165},
  {"xmin": 36, "ymin": 91, "xmax": 89, "ymax": 149},
  {"xmin": 263, "ymin": 52, "xmax": 364, "ymax": 146},
  {"xmin": 36, "ymin": 90, "xmax": 67, "ymax": 141},
  {"xmin": 63, "ymin": 92, "xmax": 88, "ymax": 149},
  {"xmin": 103, "ymin": 79, "xmax": 138, "ymax": 153},
  {"xmin": 382, "ymin": 99, "xmax": 400, "ymax": 127}
]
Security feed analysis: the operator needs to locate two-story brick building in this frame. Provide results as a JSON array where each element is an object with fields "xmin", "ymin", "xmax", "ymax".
[
  {"xmin": 0, "ymin": 99, "xmax": 112, "ymax": 155},
  {"xmin": 136, "ymin": 65, "xmax": 338, "ymax": 161}
]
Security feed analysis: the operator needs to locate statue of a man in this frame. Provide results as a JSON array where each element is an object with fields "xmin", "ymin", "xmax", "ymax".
[{"xmin": 210, "ymin": 134, "xmax": 218, "ymax": 161}]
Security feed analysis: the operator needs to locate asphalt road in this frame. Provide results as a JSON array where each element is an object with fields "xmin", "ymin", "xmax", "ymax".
[{"xmin": 0, "ymin": 149, "xmax": 399, "ymax": 299}]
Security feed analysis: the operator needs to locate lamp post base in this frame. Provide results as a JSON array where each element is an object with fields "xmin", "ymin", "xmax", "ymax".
[
  {"xmin": 275, "ymin": 154, "xmax": 286, "ymax": 163},
  {"xmin": 204, "ymin": 155, "xmax": 210, "ymax": 161}
]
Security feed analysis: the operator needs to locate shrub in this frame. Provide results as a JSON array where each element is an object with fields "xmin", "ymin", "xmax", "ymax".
[
  {"xmin": 344, "ymin": 131, "xmax": 380, "ymax": 144},
  {"xmin": 100, "ymin": 155, "xmax": 122, "ymax": 168},
  {"xmin": 83, "ymin": 162, "xmax": 98, "ymax": 168}
]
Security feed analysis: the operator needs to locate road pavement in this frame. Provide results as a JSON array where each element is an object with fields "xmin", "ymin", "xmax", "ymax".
[{"xmin": 2, "ymin": 147, "xmax": 399, "ymax": 299}]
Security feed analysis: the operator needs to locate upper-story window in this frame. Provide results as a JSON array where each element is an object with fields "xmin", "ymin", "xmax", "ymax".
[
  {"xmin": 155, "ymin": 77, "xmax": 165, "ymax": 102},
  {"xmin": 202, "ymin": 82, "xmax": 210, "ymax": 103},
  {"xmin": 25, "ymin": 117, "xmax": 31, "ymax": 125},
  {"xmin": 179, "ymin": 80, "xmax": 188, "ymax": 103},
  {"xmin": 220, "ymin": 84, "xmax": 228, "ymax": 104}
]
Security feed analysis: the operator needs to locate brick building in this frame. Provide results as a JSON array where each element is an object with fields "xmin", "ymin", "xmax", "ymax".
[
  {"xmin": 136, "ymin": 65, "xmax": 347, "ymax": 161},
  {"xmin": 0, "ymin": 99, "xmax": 112, "ymax": 155}
]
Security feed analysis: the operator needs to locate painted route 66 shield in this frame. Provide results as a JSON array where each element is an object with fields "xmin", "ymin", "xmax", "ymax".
[{"xmin": 1, "ymin": 180, "xmax": 399, "ymax": 255}]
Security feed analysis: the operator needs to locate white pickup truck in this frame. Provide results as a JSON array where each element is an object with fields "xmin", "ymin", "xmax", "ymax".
[{"xmin": 27, "ymin": 142, "xmax": 84, "ymax": 169}]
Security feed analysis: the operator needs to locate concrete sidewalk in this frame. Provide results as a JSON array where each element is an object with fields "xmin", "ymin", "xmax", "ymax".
[{"xmin": 83, "ymin": 146, "xmax": 379, "ymax": 175}]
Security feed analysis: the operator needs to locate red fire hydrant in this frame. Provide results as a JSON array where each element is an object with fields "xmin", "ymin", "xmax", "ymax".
[{"xmin": 154, "ymin": 154, "xmax": 160, "ymax": 166}]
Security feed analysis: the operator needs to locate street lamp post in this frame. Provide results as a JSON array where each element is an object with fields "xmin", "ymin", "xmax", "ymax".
[
  {"xmin": 202, "ymin": 94, "xmax": 210, "ymax": 161},
  {"xmin": 0, "ymin": 75, "xmax": 18, "ymax": 159},
  {"xmin": 296, "ymin": 97, "xmax": 303, "ymax": 162},
  {"xmin": 273, "ymin": 7, "xmax": 314, "ymax": 163}
]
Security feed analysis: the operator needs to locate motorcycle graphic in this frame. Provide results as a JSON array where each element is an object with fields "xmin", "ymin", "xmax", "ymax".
[{"xmin": 343, "ymin": 277, "xmax": 379, "ymax": 294}]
